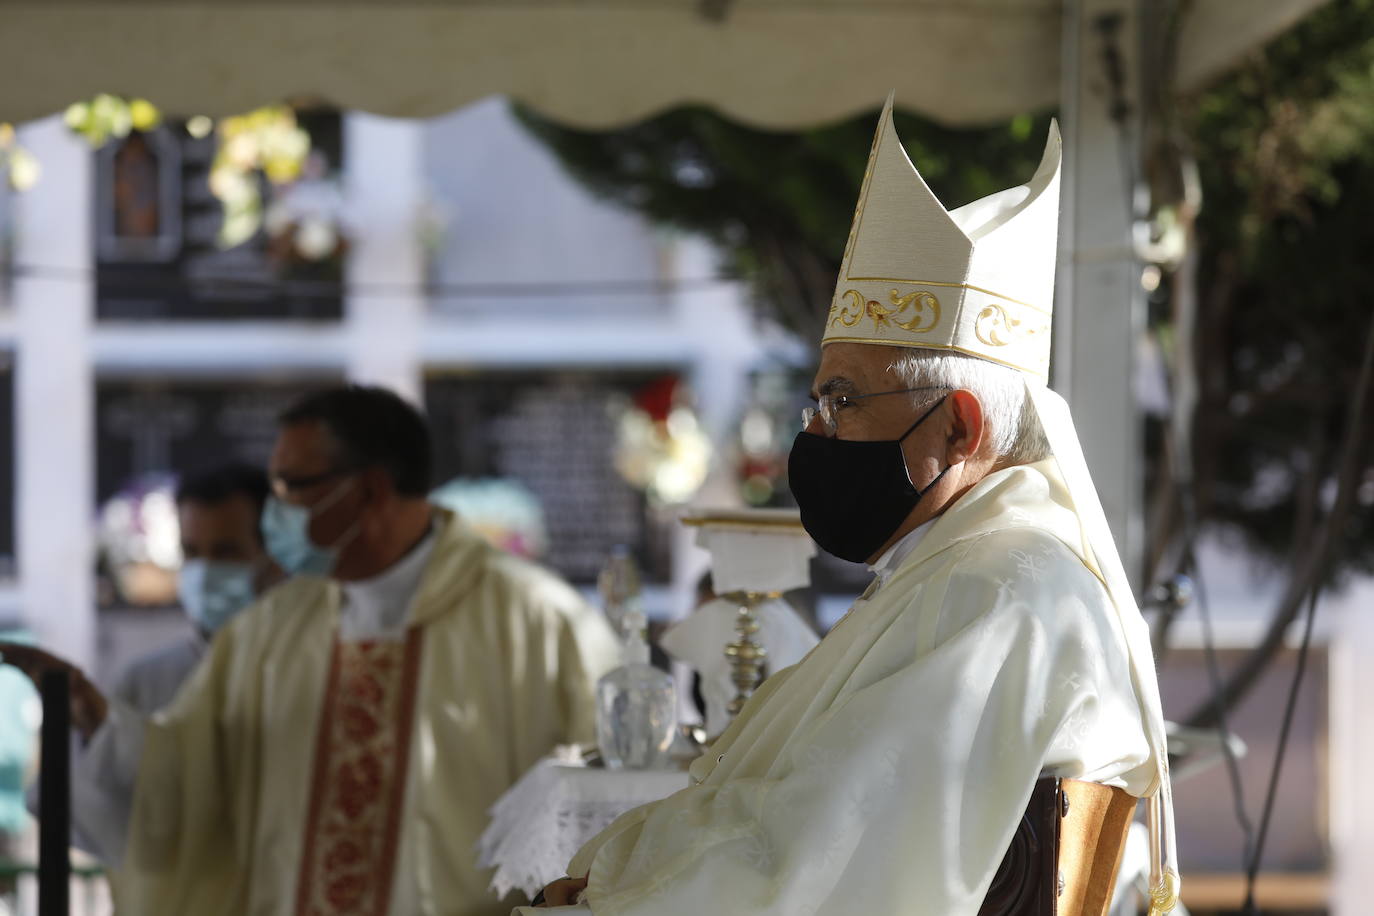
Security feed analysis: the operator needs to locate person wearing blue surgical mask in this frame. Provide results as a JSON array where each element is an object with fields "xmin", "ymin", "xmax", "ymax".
[{"xmin": 118, "ymin": 463, "xmax": 283, "ymax": 715}]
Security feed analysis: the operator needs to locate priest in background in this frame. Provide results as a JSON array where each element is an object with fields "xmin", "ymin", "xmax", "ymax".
[
  {"xmin": 111, "ymin": 462, "xmax": 281, "ymax": 716},
  {"xmin": 8, "ymin": 385, "xmax": 620, "ymax": 916},
  {"xmin": 528, "ymin": 97, "xmax": 1180, "ymax": 916}
]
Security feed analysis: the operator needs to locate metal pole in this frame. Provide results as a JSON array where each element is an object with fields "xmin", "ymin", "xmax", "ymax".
[
  {"xmin": 38, "ymin": 669, "xmax": 70, "ymax": 916},
  {"xmin": 1055, "ymin": 0, "xmax": 1145, "ymax": 587},
  {"xmin": 1055, "ymin": 0, "xmax": 1080, "ymax": 397}
]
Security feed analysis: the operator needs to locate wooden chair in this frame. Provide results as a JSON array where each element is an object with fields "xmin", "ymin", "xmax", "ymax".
[{"xmin": 978, "ymin": 778, "xmax": 1138, "ymax": 916}]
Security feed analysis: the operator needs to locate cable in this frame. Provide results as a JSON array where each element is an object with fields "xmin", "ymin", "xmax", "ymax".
[
  {"xmin": 1185, "ymin": 539, "xmax": 1256, "ymax": 874},
  {"xmin": 2, "ymin": 262, "xmax": 738, "ymax": 299},
  {"xmin": 1241, "ymin": 581, "xmax": 1319, "ymax": 916},
  {"xmin": 1239, "ymin": 315, "xmax": 1374, "ymax": 913},
  {"xmin": 1142, "ymin": 226, "xmax": 1257, "ymax": 896}
]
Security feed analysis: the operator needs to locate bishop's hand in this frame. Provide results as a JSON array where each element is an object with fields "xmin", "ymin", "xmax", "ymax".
[{"xmin": 0, "ymin": 641, "xmax": 109, "ymax": 740}]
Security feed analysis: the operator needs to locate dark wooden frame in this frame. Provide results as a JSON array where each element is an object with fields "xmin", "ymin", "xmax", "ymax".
[{"xmin": 980, "ymin": 778, "xmax": 1138, "ymax": 916}]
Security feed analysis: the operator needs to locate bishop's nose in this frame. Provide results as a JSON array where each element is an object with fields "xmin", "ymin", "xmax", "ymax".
[{"xmin": 802, "ymin": 409, "xmax": 830, "ymax": 438}]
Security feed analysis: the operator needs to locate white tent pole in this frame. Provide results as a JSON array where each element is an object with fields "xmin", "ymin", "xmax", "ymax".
[
  {"xmin": 1055, "ymin": 0, "xmax": 1081, "ymax": 400},
  {"xmin": 344, "ymin": 112, "xmax": 425, "ymax": 406},
  {"xmin": 1331, "ymin": 605, "xmax": 1374, "ymax": 916},
  {"xmin": 1057, "ymin": 0, "xmax": 1144, "ymax": 590},
  {"xmin": 14, "ymin": 116, "xmax": 96, "ymax": 669}
]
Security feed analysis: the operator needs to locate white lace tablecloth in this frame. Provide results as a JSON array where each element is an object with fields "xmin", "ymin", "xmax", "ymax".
[{"xmin": 477, "ymin": 754, "xmax": 689, "ymax": 899}]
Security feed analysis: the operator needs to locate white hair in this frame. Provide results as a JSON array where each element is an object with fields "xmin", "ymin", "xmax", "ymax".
[{"xmin": 889, "ymin": 350, "xmax": 1050, "ymax": 466}]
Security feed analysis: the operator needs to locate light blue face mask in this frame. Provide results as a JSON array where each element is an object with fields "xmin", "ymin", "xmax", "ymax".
[
  {"xmin": 177, "ymin": 559, "xmax": 258, "ymax": 634},
  {"xmin": 260, "ymin": 477, "xmax": 361, "ymax": 577}
]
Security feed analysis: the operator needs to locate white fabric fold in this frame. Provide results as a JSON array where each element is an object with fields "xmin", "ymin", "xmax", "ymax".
[
  {"xmin": 694, "ymin": 527, "xmax": 814, "ymax": 596},
  {"xmin": 1023, "ymin": 380, "xmax": 1180, "ymax": 909},
  {"xmin": 866, "ymin": 518, "xmax": 935, "ymax": 587}
]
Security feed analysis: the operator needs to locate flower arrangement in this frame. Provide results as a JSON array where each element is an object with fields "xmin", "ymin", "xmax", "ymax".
[
  {"xmin": 430, "ymin": 477, "xmax": 550, "ymax": 559},
  {"xmin": 0, "ymin": 123, "xmax": 39, "ymax": 191},
  {"xmin": 96, "ymin": 474, "xmax": 182, "ymax": 607},
  {"xmin": 209, "ymin": 104, "xmax": 316, "ymax": 252},
  {"xmin": 263, "ymin": 150, "xmax": 351, "ymax": 265},
  {"xmin": 64, "ymin": 94, "xmax": 161, "ymax": 148},
  {"xmin": 59, "ymin": 95, "xmax": 332, "ymax": 258},
  {"xmin": 612, "ymin": 375, "xmax": 712, "ymax": 506}
]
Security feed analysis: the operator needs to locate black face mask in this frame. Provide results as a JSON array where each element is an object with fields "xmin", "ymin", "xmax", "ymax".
[{"xmin": 787, "ymin": 396, "xmax": 949, "ymax": 564}]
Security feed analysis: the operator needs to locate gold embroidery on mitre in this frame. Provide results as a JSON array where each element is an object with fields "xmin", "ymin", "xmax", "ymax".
[
  {"xmin": 973, "ymin": 302, "xmax": 1050, "ymax": 348},
  {"xmin": 847, "ymin": 277, "xmax": 1051, "ymax": 316},
  {"xmin": 829, "ymin": 288, "xmax": 941, "ymax": 334},
  {"xmin": 830, "ymin": 290, "xmax": 867, "ymax": 328}
]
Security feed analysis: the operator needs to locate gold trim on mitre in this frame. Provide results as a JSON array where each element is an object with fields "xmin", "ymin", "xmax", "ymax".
[{"xmin": 823, "ymin": 95, "xmax": 1062, "ymax": 381}]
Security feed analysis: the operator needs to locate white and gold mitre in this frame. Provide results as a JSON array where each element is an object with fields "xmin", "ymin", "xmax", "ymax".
[{"xmin": 825, "ymin": 95, "xmax": 1061, "ymax": 380}]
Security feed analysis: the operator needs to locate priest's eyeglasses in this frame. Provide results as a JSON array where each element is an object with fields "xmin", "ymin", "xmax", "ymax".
[
  {"xmin": 801, "ymin": 386, "xmax": 948, "ymax": 437},
  {"xmin": 271, "ymin": 467, "xmax": 357, "ymax": 499}
]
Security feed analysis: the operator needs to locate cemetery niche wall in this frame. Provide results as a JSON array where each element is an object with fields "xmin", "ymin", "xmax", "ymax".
[
  {"xmin": 426, "ymin": 369, "xmax": 674, "ymax": 586},
  {"xmin": 93, "ymin": 109, "xmax": 344, "ymax": 321}
]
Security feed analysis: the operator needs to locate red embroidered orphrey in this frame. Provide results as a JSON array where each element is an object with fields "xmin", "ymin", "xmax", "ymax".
[{"xmin": 294, "ymin": 630, "xmax": 424, "ymax": 916}]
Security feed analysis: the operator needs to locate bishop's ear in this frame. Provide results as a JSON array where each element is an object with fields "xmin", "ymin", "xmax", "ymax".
[{"xmin": 944, "ymin": 389, "xmax": 986, "ymax": 465}]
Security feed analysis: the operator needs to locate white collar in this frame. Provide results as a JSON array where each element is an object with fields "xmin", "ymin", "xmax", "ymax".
[
  {"xmin": 867, "ymin": 518, "xmax": 937, "ymax": 587},
  {"xmin": 338, "ymin": 526, "xmax": 438, "ymax": 642}
]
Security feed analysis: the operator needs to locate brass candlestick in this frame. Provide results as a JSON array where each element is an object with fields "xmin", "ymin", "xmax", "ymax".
[{"xmin": 723, "ymin": 591, "xmax": 774, "ymax": 718}]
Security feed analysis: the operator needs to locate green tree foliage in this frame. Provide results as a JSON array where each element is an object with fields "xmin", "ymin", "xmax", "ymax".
[
  {"xmin": 1181, "ymin": 0, "xmax": 1374, "ymax": 581},
  {"xmin": 1148, "ymin": 0, "xmax": 1374, "ymax": 724}
]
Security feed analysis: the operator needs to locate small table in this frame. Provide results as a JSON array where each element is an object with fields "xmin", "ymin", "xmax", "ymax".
[{"xmin": 477, "ymin": 753, "xmax": 689, "ymax": 900}]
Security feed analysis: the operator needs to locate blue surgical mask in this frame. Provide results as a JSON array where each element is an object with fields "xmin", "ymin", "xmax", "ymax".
[
  {"xmin": 178, "ymin": 559, "xmax": 257, "ymax": 633},
  {"xmin": 260, "ymin": 478, "xmax": 361, "ymax": 577}
]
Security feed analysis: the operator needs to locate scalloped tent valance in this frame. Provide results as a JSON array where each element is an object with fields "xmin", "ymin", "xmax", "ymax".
[{"xmin": 0, "ymin": 0, "xmax": 1326, "ymax": 128}]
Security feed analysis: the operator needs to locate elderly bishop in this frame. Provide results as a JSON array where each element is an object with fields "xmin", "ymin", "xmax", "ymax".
[{"xmin": 527, "ymin": 96, "xmax": 1180, "ymax": 916}]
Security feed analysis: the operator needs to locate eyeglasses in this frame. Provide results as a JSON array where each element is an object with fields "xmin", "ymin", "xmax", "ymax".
[
  {"xmin": 270, "ymin": 467, "xmax": 356, "ymax": 500},
  {"xmin": 801, "ymin": 386, "xmax": 948, "ymax": 437}
]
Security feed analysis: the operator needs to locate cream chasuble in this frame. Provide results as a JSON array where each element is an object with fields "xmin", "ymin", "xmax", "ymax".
[
  {"xmin": 525, "ymin": 460, "xmax": 1151, "ymax": 916},
  {"xmin": 118, "ymin": 510, "xmax": 619, "ymax": 916}
]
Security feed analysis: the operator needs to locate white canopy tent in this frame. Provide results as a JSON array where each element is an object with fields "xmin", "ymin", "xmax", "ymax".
[{"xmin": 0, "ymin": 0, "xmax": 1325, "ymax": 128}]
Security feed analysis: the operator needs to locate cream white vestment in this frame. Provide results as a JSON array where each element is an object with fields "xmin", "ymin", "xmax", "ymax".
[
  {"xmin": 520, "ymin": 460, "xmax": 1151, "ymax": 916},
  {"xmin": 98, "ymin": 510, "xmax": 618, "ymax": 916}
]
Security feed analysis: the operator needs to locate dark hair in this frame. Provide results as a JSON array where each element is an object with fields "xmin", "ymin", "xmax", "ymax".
[
  {"xmin": 279, "ymin": 385, "xmax": 432, "ymax": 497},
  {"xmin": 175, "ymin": 462, "xmax": 271, "ymax": 518}
]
